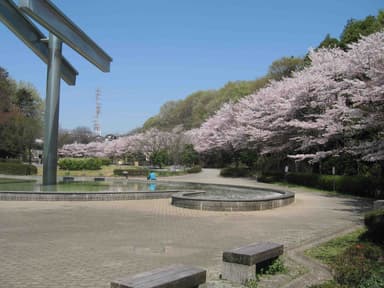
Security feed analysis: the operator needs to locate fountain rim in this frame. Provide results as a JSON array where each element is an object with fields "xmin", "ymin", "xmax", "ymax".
[
  {"xmin": 0, "ymin": 178, "xmax": 295, "ymax": 203},
  {"xmin": 171, "ymin": 188, "xmax": 294, "ymax": 203}
]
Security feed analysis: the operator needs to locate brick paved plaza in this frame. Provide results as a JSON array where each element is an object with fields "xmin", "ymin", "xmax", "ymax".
[{"xmin": 0, "ymin": 170, "xmax": 371, "ymax": 288}]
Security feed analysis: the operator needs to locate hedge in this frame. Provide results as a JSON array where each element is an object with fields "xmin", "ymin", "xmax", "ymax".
[
  {"xmin": 114, "ymin": 166, "xmax": 201, "ymax": 177},
  {"xmin": 220, "ymin": 167, "xmax": 251, "ymax": 177},
  {"xmin": 114, "ymin": 168, "xmax": 149, "ymax": 176},
  {"xmin": 186, "ymin": 166, "xmax": 202, "ymax": 173},
  {"xmin": 258, "ymin": 172, "xmax": 383, "ymax": 198},
  {"xmin": 364, "ymin": 209, "xmax": 384, "ymax": 244},
  {"xmin": 257, "ymin": 171, "xmax": 285, "ymax": 183},
  {"xmin": 0, "ymin": 162, "xmax": 37, "ymax": 175},
  {"xmin": 58, "ymin": 158, "xmax": 102, "ymax": 170},
  {"xmin": 100, "ymin": 158, "xmax": 112, "ymax": 166},
  {"xmin": 285, "ymin": 173, "xmax": 381, "ymax": 197}
]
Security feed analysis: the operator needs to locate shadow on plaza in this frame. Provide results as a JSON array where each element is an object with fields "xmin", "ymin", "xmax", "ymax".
[{"xmin": 323, "ymin": 193, "xmax": 373, "ymax": 218}]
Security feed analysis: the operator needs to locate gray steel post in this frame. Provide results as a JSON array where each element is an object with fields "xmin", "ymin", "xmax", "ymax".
[{"xmin": 43, "ymin": 33, "xmax": 62, "ymax": 185}]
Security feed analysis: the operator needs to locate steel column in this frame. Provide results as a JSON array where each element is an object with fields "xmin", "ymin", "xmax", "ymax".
[{"xmin": 43, "ymin": 33, "xmax": 62, "ymax": 185}]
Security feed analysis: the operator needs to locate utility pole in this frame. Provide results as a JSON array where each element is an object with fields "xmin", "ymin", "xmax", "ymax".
[{"xmin": 94, "ymin": 88, "xmax": 101, "ymax": 136}]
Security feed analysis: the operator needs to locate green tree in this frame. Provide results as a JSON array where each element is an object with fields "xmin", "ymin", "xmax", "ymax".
[
  {"xmin": 378, "ymin": 10, "xmax": 384, "ymax": 26},
  {"xmin": 13, "ymin": 85, "xmax": 43, "ymax": 162},
  {"xmin": 150, "ymin": 149, "xmax": 169, "ymax": 168},
  {"xmin": 142, "ymin": 77, "xmax": 270, "ymax": 132},
  {"xmin": 0, "ymin": 67, "xmax": 16, "ymax": 113},
  {"xmin": 267, "ymin": 56, "xmax": 305, "ymax": 81},
  {"xmin": 239, "ymin": 149, "xmax": 258, "ymax": 169},
  {"xmin": 318, "ymin": 34, "xmax": 341, "ymax": 49},
  {"xmin": 13, "ymin": 85, "xmax": 42, "ymax": 118},
  {"xmin": 340, "ymin": 15, "xmax": 382, "ymax": 49},
  {"xmin": 0, "ymin": 68, "xmax": 43, "ymax": 161},
  {"xmin": 181, "ymin": 144, "xmax": 199, "ymax": 166}
]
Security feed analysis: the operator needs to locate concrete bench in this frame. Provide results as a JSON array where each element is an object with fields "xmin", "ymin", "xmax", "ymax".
[
  {"xmin": 62, "ymin": 176, "xmax": 74, "ymax": 183},
  {"xmin": 222, "ymin": 242, "xmax": 283, "ymax": 284},
  {"xmin": 111, "ymin": 264, "xmax": 206, "ymax": 288}
]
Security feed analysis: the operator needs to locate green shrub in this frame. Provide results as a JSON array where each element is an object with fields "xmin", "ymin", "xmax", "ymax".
[
  {"xmin": 0, "ymin": 162, "xmax": 37, "ymax": 175},
  {"xmin": 358, "ymin": 269, "xmax": 384, "ymax": 288},
  {"xmin": 316, "ymin": 175, "xmax": 335, "ymax": 191},
  {"xmin": 156, "ymin": 170, "xmax": 184, "ymax": 177},
  {"xmin": 58, "ymin": 158, "xmax": 102, "ymax": 170},
  {"xmin": 286, "ymin": 173, "xmax": 320, "ymax": 187},
  {"xmin": 100, "ymin": 158, "xmax": 112, "ymax": 166},
  {"xmin": 283, "ymin": 173, "xmax": 381, "ymax": 198},
  {"xmin": 259, "ymin": 257, "xmax": 287, "ymax": 275},
  {"xmin": 220, "ymin": 167, "xmax": 250, "ymax": 177},
  {"xmin": 113, "ymin": 168, "xmax": 149, "ymax": 176},
  {"xmin": 364, "ymin": 209, "xmax": 384, "ymax": 244},
  {"xmin": 336, "ymin": 176, "xmax": 375, "ymax": 197},
  {"xmin": 186, "ymin": 166, "xmax": 202, "ymax": 173},
  {"xmin": 332, "ymin": 242, "xmax": 383, "ymax": 287},
  {"xmin": 257, "ymin": 171, "xmax": 284, "ymax": 183}
]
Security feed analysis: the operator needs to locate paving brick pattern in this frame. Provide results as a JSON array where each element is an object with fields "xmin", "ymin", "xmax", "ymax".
[{"xmin": 0, "ymin": 169, "xmax": 371, "ymax": 288}]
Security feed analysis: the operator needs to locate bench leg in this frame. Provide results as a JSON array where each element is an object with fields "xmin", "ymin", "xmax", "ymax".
[{"xmin": 222, "ymin": 262, "xmax": 256, "ymax": 284}]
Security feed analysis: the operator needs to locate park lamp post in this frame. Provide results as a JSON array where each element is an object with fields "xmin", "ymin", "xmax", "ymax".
[{"xmin": 0, "ymin": 0, "xmax": 112, "ymax": 185}]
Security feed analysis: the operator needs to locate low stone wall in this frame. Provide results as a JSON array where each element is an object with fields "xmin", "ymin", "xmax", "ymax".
[
  {"xmin": 171, "ymin": 189, "xmax": 295, "ymax": 211},
  {"xmin": 0, "ymin": 191, "xmax": 177, "ymax": 201},
  {"xmin": 0, "ymin": 181, "xmax": 295, "ymax": 212}
]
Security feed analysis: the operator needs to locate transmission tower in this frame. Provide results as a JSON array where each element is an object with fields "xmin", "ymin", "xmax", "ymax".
[{"xmin": 94, "ymin": 88, "xmax": 101, "ymax": 136}]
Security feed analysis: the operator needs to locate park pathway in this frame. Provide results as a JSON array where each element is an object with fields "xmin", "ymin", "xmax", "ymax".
[{"xmin": 0, "ymin": 169, "xmax": 372, "ymax": 287}]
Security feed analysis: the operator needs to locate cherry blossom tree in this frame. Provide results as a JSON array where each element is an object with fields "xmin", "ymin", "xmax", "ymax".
[
  {"xmin": 61, "ymin": 32, "xmax": 384, "ymax": 171},
  {"xmin": 190, "ymin": 32, "xmax": 384, "ymax": 166}
]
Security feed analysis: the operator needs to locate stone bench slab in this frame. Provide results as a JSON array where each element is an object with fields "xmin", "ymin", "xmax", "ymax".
[
  {"xmin": 223, "ymin": 242, "xmax": 283, "ymax": 266},
  {"xmin": 111, "ymin": 264, "xmax": 206, "ymax": 288},
  {"xmin": 62, "ymin": 176, "xmax": 74, "ymax": 183}
]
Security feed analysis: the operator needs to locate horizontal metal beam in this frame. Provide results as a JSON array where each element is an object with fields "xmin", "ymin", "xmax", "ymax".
[
  {"xmin": 0, "ymin": 0, "xmax": 77, "ymax": 85},
  {"xmin": 19, "ymin": 0, "xmax": 112, "ymax": 72}
]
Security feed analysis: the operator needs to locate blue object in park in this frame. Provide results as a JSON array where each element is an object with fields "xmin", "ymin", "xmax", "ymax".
[
  {"xmin": 147, "ymin": 172, "xmax": 157, "ymax": 181},
  {"xmin": 148, "ymin": 183, "xmax": 157, "ymax": 192}
]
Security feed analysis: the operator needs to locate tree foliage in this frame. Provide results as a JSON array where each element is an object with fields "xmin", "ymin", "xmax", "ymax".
[
  {"xmin": 142, "ymin": 77, "xmax": 270, "ymax": 131},
  {"xmin": 150, "ymin": 149, "xmax": 169, "ymax": 168},
  {"xmin": 318, "ymin": 34, "xmax": 340, "ymax": 49},
  {"xmin": 0, "ymin": 68, "xmax": 43, "ymax": 160},
  {"xmin": 181, "ymin": 144, "xmax": 199, "ymax": 166},
  {"xmin": 58, "ymin": 126, "xmax": 97, "ymax": 147},
  {"xmin": 267, "ymin": 56, "xmax": 305, "ymax": 80},
  {"xmin": 61, "ymin": 10, "xmax": 384, "ymax": 176},
  {"xmin": 189, "ymin": 32, "xmax": 384, "ymax": 166},
  {"xmin": 340, "ymin": 15, "xmax": 382, "ymax": 48},
  {"xmin": 317, "ymin": 10, "xmax": 384, "ymax": 51},
  {"xmin": 0, "ymin": 67, "xmax": 16, "ymax": 114},
  {"xmin": 59, "ymin": 128, "xmax": 192, "ymax": 166},
  {"xmin": 142, "ymin": 11, "xmax": 383, "ymax": 135}
]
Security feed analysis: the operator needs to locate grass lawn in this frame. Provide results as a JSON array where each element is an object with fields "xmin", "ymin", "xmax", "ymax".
[
  {"xmin": 37, "ymin": 165, "xmax": 126, "ymax": 177},
  {"xmin": 305, "ymin": 228, "xmax": 384, "ymax": 288},
  {"xmin": 36, "ymin": 165, "xmax": 190, "ymax": 178},
  {"xmin": 305, "ymin": 229, "xmax": 365, "ymax": 265}
]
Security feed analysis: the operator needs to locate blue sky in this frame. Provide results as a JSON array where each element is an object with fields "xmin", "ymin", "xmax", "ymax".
[{"xmin": 0, "ymin": 0, "xmax": 382, "ymax": 134}]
